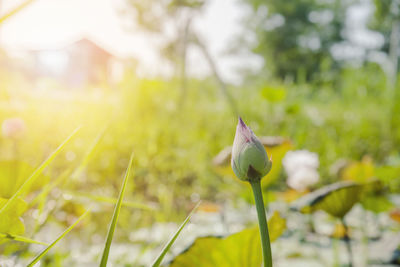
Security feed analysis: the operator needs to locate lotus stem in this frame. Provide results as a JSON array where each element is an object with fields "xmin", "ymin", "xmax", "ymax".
[
  {"xmin": 341, "ymin": 218, "xmax": 353, "ymax": 267},
  {"xmin": 251, "ymin": 180, "xmax": 273, "ymax": 267}
]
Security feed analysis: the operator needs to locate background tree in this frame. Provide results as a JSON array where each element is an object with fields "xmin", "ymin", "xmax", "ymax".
[
  {"xmin": 125, "ymin": 0, "xmax": 238, "ymax": 114},
  {"xmin": 368, "ymin": 0, "xmax": 400, "ymax": 91},
  {"xmin": 369, "ymin": 0, "xmax": 400, "ymax": 147},
  {"xmin": 241, "ymin": 0, "xmax": 355, "ymax": 83}
]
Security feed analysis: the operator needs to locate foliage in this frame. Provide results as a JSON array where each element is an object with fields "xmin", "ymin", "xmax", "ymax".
[
  {"xmin": 369, "ymin": 0, "xmax": 399, "ymax": 52},
  {"xmin": 0, "ymin": 0, "xmax": 399, "ymax": 265},
  {"xmin": 152, "ymin": 201, "xmax": 201, "ymax": 267},
  {"xmin": 100, "ymin": 153, "xmax": 134, "ymax": 267},
  {"xmin": 0, "ymin": 45, "xmax": 399, "ymax": 265},
  {"xmin": 169, "ymin": 211, "xmax": 286, "ymax": 267},
  {"xmin": 0, "ymin": 197, "xmax": 27, "ymax": 240},
  {"xmin": 242, "ymin": 0, "xmax": 353, "ymax": 81},
  {"xmin": 291, "ymin": 181, "xmax": 364, "ymax": 218},
  {"xmin": 341, "ymin": 157, "xmax": 375, "ymax": 183},
  {"xmin": 27, "ymin": 210, "xmax": 90, "ymax": 267},
  {"xmin": 0, "ymin": 160, "xmax": 49, "ymax": 198},
  {"xmin": 125, "ymin": 0, "xmax": 205, "ymax": 65}
]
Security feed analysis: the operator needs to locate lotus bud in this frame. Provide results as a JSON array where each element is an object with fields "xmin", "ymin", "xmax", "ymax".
[{"xmin": 231, "ymin": 117, "xmax": 272, "ymax": 182}]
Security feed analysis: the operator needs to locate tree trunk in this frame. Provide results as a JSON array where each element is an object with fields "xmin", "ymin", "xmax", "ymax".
[
  {"xmin": 193, "ymin": 33, "xmax": 239, "ymax": 116},
  {"xmin": 178, "ymin": 16, "xmax": 192, "ymax": 108},
  {"xmin": 388, "ymin": 18, "xmax": 400, "ymax": 93}
]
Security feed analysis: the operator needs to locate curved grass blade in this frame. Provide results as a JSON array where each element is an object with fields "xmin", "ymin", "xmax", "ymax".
[
  {"xmin": 151, "ymin": 201, "xmax": 201, "ymax": 267},
  {"xmin": 0, "ymin": 0, "xmax": 36, "ymax": 24},
  {"xmin": 37, "ymin": 126, "xmax": 106, "ymax": 202},
  {"xmin": 0, "ymin": 233, "xmax": 48, "ymax": 246},
  {"xmin": 99, "ymin": 153, "xmax": 134, "ymax": 267},
  {"xmin": 71, "ymin": 125, "xmax": 107, "ymax": 181},
  {"xmin": 27, "ymin": 209, "xmax": 90, "ymax": 267},
  {"xmin": 0, "ymin": 127, "xmax": 80, "ymax": 216},
  {"xmin": 30, "ymin": 127, "xmax": 106, "ymax": 233}
]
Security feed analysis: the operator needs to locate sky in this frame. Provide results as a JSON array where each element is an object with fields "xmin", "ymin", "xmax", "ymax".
[{"xmin": 0, "ymin": 0, "xmax": 262, "ymax": 84}]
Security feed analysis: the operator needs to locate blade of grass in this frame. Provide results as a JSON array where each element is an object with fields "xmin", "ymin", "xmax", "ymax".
[
  {"xmin": 30, "ymin": 169, "xmax": 73, "ymax": 235},
  {"xmin": 151, "ymin": 201, "xmax": 201, "ymax": 267},
  {"xmin": 0, "ymin": 233, "xmax": 48, "ymax": 246},
  {"xmin": 31, "ymin": 128, "xmax": 105, "ymax": 235},
  {"xmin": 31, "ymin": 125, "xmax": 105, "ymax": 207},
  {"xmin": 0, "ymin": 0, "xmax": 36, "ymax": 24},
  {"xmin": 27, "ymin": 209, "xmax": 90, "ymax": 267},
  {"xmin": 70, "ymin": 125, "xmax": 107, "ymax": 181},
  {"xmin": 99, "ymin": 152, "xmax": 134, "ymax": 267},
  {"xmin": 30, "ymin": 169, "xmax": 71, "ymax": 209},
  {"xmin": 31, "ymin": 127, "xmax": 106, "ymax": 218},
  {"xmin": 34, "ymin": 127, "xmax": 107, "ymax": 204},
  {"xmin": 0, "ymin": 127, "xmax": 80, "ymax": 216}
]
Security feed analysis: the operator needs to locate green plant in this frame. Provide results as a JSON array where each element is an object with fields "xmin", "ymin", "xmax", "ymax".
[
  {"xmin": 0, "ymin": 128, "xmax": 80, "ymax": 243},
  {"xmin": 169, "ymin": 211, "xmax": 286, "ymax": 267},
  {"xmin": 100, "ymin": 152, "xmax": 134, "ymax": 267},
  {"xmin": 152, "ymin": 202, "xmax": 201, "ymax": 267},
  {"xmin": 231, "ymin": 117, "xmax": 274, "ymax": 267},
  {"xmin": 292, "ymin": 181, "xmax": 366, "ymax": 267},
  {"xmin": 27, "ymin": 210, "xmax": 90, "ymax": 267}
]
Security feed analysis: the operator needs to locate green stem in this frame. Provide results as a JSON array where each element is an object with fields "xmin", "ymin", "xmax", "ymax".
[
  {"xmin": 341, "ymin": 218, "xmax": 353, "ymax": 267},
  {"xmin": 250, "ymin": 180, "xmax": 273, "ymax": 267}
]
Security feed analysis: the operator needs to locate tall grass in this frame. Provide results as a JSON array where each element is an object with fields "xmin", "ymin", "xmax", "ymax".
[{"xmin": 100, "ymin": 152, "xmax": 134, "ymax": 267}]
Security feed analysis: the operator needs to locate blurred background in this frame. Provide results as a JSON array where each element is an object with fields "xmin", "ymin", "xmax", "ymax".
[{"xmin": 0, "ymin": 0, "xmax": 399, "ymax": 266}]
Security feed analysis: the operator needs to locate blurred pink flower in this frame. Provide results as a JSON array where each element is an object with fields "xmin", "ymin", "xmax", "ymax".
[{"xmin": 2, "ymin": 118, "xmax": 26, "ymax": 139}]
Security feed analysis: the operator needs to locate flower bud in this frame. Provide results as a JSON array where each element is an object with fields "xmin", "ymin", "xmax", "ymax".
[{"xmin": 231, "ymin": 117, "xmax": 272, "ymax": 182}]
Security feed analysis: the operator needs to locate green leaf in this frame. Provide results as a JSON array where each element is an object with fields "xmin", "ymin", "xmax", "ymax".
[
  {"xmin": 341, "ymin": 159, "xmax": 374, "ymax": 183},
  {"xmin": 361, "ymin": 195, "xmax": 393, "ymax": 213},
  {"xmin": 169, "ymin": 211, "xmax": 286, "ymax": 267},
  {"xmin": 27, "ymin": 209, "xmax": 90, "ymax": 267},
  {"xmin": 0, "ymin": 233, "xmax": 48, "ymax": 246},
  {"xmin": 100, "ymin": 152, "xmax": 134, "ymax": 267},
  {"xmin": 375, "ymin": 165, "xmax": 400, "ymax": 192},
  {"xmin": 292, "ymin": 181, "xmax": 363, "ymax": 218},
  {"xmin": 0, "ymin": 160, "xmax": 49, "ymax": 199},
  {"xmin": 261, "ymin": 86, "xmax": 287, "ymax": 102},
  {"xmin": 359, "ymin": 179, "xmax": 393, "ymax": 213},
  {"xmin": 0, "ymin": 197, "xmax": 28, "ymax": 241},
  {"xmin": 0, "ymin": 127, "xmax": 80, "ymax": 216},
  {"xmin": 152, "ymin": 202, "xmax": 201, "ymax": 267},
  {"xmin": 261, "ymin": 138, "xmax": 293, "ymax": 188},
  {"xmin": 268, "ymin": 211, "xmax": 286, "ymax": 242}
]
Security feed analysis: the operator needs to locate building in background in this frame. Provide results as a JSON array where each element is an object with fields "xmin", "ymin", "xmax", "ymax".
[{"xmin": 27, "ymin": 37, "xmax": 125, "ymax": 87}]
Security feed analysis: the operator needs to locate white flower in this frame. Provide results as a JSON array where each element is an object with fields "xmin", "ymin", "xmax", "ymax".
[
  {"xmin": 2, "ymin": 118, "xmax": 26, "ymax": 139},
  {"xmin": 282, "ymin": 150, "xmax": 320, "ymax": 191},
  {"xmin": 286, "ymin": 168, "xmax": 320, "ymax": 191}
]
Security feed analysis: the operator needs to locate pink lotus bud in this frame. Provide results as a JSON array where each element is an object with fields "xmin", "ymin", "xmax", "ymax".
[{"xmin": 231, "ymin": 117, "xmax": 272, "ymax": 182}]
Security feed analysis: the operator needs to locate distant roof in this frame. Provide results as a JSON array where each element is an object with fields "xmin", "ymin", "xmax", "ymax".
[{"xmin": 26, "ymin": 35, "xmax": 120, "ymax": 58}]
